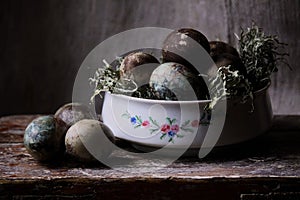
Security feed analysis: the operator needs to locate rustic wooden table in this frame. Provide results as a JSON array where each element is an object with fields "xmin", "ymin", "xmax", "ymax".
[{"xmin": 0, "ymin": 115, "xmax": 300, "ymax": 200}]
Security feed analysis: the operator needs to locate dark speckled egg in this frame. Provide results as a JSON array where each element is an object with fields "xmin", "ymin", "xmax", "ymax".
[
  {"xmin": 149, "ymin": 62, "xmax": 209, "ymax": 100},
  {"xmin": 209, "ymin": 41, "xmax": 240, "ymax": 58},
  {"xmin": 208, "ymin": 53, "xmax": 247, "ymax": 78},
  {"xmin": 54, "ymin": 103, "xmax": 94, "ymax": 134},
  {"xmin": 119, "ymin": 52, "xmax": 160, "ymax": 86},
  {"xmin": 24, "ymin": 115, "xmax": 65, "ymax": 161},
  {"xmin": 162, "ymin": 28, "xmax": 210, "ymax": 71}
]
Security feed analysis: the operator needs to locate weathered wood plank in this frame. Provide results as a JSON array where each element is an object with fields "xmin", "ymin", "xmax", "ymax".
[
  {"xmin": 0, "ymin": 115, "xmax": 300, "ymax": 180},
  {"xmin": 0, "ymin": 115, "xmax": 300, "ymax": 199},
  {"xmin": 0, "ymin": 115, "xmax": 40, "ymax": 143},
  {"xmin": 0, "ymin": 178, "xmax": 300, "ymax": 200},
  {"xmin": 0, "ymin": 114, "xmax": 298, "ymax": 143}
]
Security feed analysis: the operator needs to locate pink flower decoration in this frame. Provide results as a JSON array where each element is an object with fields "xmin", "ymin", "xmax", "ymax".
[
  {"xmin": 171, "ymin": 124, "xmax": 179, "ymax": 133},
  {"xmin": 191, "ymin": 120, "xmax": 199, "ymax": 127},
  {"xmin": 142, "ymin": 120, "xmax": 150, "ymax": 127},
  {"xmin": 161, "ymin": 124, "xmax": 170, "ymax": 133}
]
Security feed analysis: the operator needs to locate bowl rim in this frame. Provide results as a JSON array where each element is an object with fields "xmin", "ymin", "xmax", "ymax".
[
  {"xmin": 105, "ymin": 80, "xmax": 271, "ymax": 105},
  {"xmin": 106, "ymin": 92, "xmax": 212, "ymax": 104}
]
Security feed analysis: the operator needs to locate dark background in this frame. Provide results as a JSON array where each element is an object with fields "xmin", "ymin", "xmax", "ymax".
[{"xmin": 0, "ymin": 0, "xmax": 299, "ymax": 116}]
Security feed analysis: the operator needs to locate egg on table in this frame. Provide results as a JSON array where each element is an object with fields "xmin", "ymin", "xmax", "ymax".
[
  {"xmin": 65, "ymin": 119, "xmax": 115, "ymax": 162},
  {"xmin": 54, "ymin": 102, "xmax": 94, "ymax": 133},
  {"xmin": 149, "ymin": 62, "xmax": 209, "ymax": 100},
  {"xmin": 24, "ymin": 115, "xmax": 65, "ymax": 161}
]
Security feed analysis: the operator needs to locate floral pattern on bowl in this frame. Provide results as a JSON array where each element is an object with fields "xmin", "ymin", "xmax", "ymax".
[{"xmin": 122, "ymin": 110, "xmax": 211, "ymax": 143}]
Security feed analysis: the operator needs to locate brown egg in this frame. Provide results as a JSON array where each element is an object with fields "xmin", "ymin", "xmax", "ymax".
[
  {"xmin": 65, "ymin": 119, "xmax": 115, "ymax": 162},
  {"xmin": 54, "ymin": 103, "xmax": 94, "ymax": 134},
  {"xmin": 119, "ymin": 52, "xmax": 159, "ymax": 86},
  {"xmin": 162, "ymin": 28, "xmax": 210, "ymax": 72},
  {"xmin": 209, "ymin": 41, "xmax": 240, "ymax": 58},
  {"xmin": 208, "ymin": 53, "xmax": 247, "ymax": 78}
]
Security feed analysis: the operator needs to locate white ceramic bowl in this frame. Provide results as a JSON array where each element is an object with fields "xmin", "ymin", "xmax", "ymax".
[
  {"xmin": 216, "ymin": 83, "xmax": 273, "ymax": 146},
  {"xmin": 101, "ymin": 83, "xmax": 273, "ymax": 150}
]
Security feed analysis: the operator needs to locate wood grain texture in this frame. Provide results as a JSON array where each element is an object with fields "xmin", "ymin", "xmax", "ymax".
[
  {"xmin": 0, "ymin": 0, "xmax": 299, "ymax": 116},
  {"xmin": 0, "ymin": 115, "xmax": 300, "ymax": 199}
]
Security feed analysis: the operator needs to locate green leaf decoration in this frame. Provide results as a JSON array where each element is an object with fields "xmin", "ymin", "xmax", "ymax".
[
  {"xmin": 134, "ymin": 124, "xmax": 141, "ymax": 129},
  {"xmin": 180, "ymin": 127, "xmax": 194, "ymax": 133},
  {"xmin": 150, "ymin": 128, "xmax": 159, "ymax": 134},
  {"xmin": 166, "ymin": 117, "xmax": 172, "ymax": 124},
  {"xmin": 171, "ymin": 118, "xmax": 176, "ymax": 124},
  {"xmin": 121, "ymin": 112, "xmax": 130, "ymax": 118},
  {"xmin": 181, "ymin": 120, "xmax": 190, "ymax": 127},
  {"xmin": 160, "ymin": 134, "xmax": 166, "ymax": 140},
  {"xmin": 149, "ymin": 117, "xmax": 159, "ymax": 128},
  {"xmin": 136, "ymin": 115, "xmax": 143, "ymax": 123}
]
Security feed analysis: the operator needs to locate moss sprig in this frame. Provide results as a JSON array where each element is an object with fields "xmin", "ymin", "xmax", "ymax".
[
  {"xmin": 89, "ymin": 60, "xmax": 120, "ymax": 101},
  {"xmin": 208, "ymin": 65, "xmax": 253, "ymax": 109},
  {"xmin": 89, "ymin": 59, "xmax": 139, "ymax": 102},
  {"xmin": 238, "ymin": 23, "xmax": 290, "ymax": 89}
]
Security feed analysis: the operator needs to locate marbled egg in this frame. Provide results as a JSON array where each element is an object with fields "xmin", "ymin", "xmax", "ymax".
[
  {"xmin": 24, "ymin": 115, "xmax": 65, "ymax": 161},
  {"xmin": 65, "ymin": 119, "xmax": 115, "ymax": 162},
  {"xmin": 149, "ymin": 62, "xmax": 209, "ymax": 100},
  {"xmin": 119, "ymin": 52, "xmax": 159, "ymax": 86},
  {"xmin": 54, "ymin": 103, "xmax": 94, "ymax": 133}
]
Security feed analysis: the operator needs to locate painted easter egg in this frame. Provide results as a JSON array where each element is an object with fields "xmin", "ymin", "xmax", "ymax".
[
  {"xmin": 162, "ymin": 28, "xmax": 210, "ymax": 71},
  {"xmin": 208, "ymin": 53, "xmax": 247, "ymax": 78},
  {"xmin": 24, "ymin": 115, "xmax": 65, "ymax": 161},
  {"xmin": 65, "ymin": 119, "xmax": 115, "ymax": 162},
  {"xmin": 119, "ymin": 52, "xmax": 160, "ymax": 86},
  {"xmin": 54, "ymin": 102, "xmax": 94, "ymax": 133},
  {"xmin": 209, "ymin": 41, "xmax": 240, "ymax": 58},
  {"xmin": 149, "ymin": 62, "xmax": 209, "ymax": 100}
]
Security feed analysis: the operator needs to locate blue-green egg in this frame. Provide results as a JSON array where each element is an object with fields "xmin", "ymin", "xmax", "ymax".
[
  {"xmin": 149, "ymin": 62, "xmax": 208, "ymax": 100},
  {"xmin": 24, "ymin": 115, "xmax": 65, "ymax": 161}
]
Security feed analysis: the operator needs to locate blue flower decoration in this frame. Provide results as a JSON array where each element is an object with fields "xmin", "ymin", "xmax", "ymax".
[
  {"xmin": 130, "ymin": 117, "xmax": 137, "ymax": 125},
  {"xmin": 167, "ymin": 131, "xmax": 175, "ymax": 137}
]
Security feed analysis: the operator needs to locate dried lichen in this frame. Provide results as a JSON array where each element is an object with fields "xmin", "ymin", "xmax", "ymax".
[
  {"xmin": 208, "ymin": 65, "xmax": 253, "ymax": 109},
  {"xmin": 89, "ymin": 60, "xmax": 121, "ymax": 101},
  {"xmin": 237, "ymin": 23, "xmax": 290, "ymax": 90}
]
